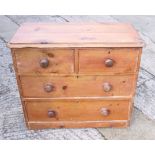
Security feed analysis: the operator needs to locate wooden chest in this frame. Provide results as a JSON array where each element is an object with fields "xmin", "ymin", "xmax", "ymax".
[{"xmin": 8, "ymin": 23, "xmax": 144, "ymax": 129}]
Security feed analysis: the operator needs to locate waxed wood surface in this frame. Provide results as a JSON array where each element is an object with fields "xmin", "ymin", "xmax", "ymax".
[
  {"xmin": 14, "ymin": 47, "xmax": 140, "ymax": 75},
  {"xmin": 25, "ymin": 100, "xmax": 130, "ymax": 121},
  {"xmin": 8, "ymin": 23, "xmax": 144, "ymax": 48},
  {"xmin": 9, "ymin": 23, "xmax": 143, "ymax": 129},
  {"xmin": 11, "ymin": 46, "xmax": 142, "ymax": 128},
  {"xmin": 20, "ymin": 75, "xmax": 135, "ymax": 98},
  {"xmin": 14, "ymin": 48, "xmax": 74, "ymax": 74},
  {"xmin": 79, "ymin": 48, "xmax": 140, "ymax": 74},
  {"xmin": 28, "ymin": 121, "xmax": 128, "ymax": 129}
]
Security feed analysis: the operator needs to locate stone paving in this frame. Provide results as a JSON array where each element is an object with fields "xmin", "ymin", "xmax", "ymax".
[{"xmin": 0, "ymin": 15, "xmax": 155, "ymax": 140}]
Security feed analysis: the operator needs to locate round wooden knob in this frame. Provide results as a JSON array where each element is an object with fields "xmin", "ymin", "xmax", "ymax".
[
  {"xmin": 104, "ymin": 58, "xmax": 114, "ymax": 67},
  {"xmin": 48, "ymin": 110, "xmax": 56, "ymax": 118},
  {"xmin": 103, "ymin": 82, "xmax": 112, "ymax": 92},
  {"xmin": 44, "ymin": 84, "xmax": 54, "ymax": 92},
  {"xmin": 40, "ymin": 58, "xmax": 49, "ymax": 68},
  {"xmin": 100, "ymin": 108, "xmax": 110, "ymax": 116}
]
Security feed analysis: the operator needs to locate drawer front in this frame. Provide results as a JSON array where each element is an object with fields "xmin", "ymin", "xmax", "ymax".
[
  {"xmin": 14, "ymin": 48, "xmax": 74, "ymax": 74},
  {"xmin": 79, "ymin": 48, "xmax": 140, "ymax": 74},
  {"xmin": 20, "ymin": 75, "xmax": 135, "ymax": 98},
  {"xmin": 25, "ymin": 100, "xmax": 130, "ymax": 121}
]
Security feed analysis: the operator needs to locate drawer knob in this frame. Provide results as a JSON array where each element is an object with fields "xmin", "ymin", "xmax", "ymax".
[
  {"xmin": 40, "ymin": 58, "xmax": 49, "ymax": 68},
  {"xmin": 48, "ymin": 110, "xmax": 56, "ymax": 118},
  {"xmin": 103, "ymin": 82, "xmax": 112, "ymax": 92},
  {"xmin": 44, "ymin": 84, "xmax": 54, "ymax": 92},
  {"xmin": 100, "ymin": 108, "xmax": 110, "ymax": 116},
  {"xmin": 104, "ymin": 58, "xmax": 114, "ymax": 67}
]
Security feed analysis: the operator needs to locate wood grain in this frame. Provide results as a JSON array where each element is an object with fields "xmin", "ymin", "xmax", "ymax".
[
  {"xmin": 20, "ymin": 75, "xmax": 135, "ymax": 98},
  {"xmin": 129, "ymin": 48, "xmax": 142, "ymax": 121},
  {"xmin": 10, "ymin": 50, "xmax": 29, "ymax": 128},
  {"xmin": 28, "ymin": 120, "xmax": 129, "ymax": 129},
  {"xmin": 25, "ymin": 100, "xmax": 130, "ymax": 122},
  {"xmin": 8, "ymin": 23, "xmax": 143, "ymax": 129},
  {"xmin": 8, "ymin": 23, "xmax": 144, "ymax": 48},
  {"xmin": 14, "ymin": 48, "xmax": 74, "ymax": 74},
  {"xmin": 79, "ymin": 48, "xmax": 140, "ymax": 74}
]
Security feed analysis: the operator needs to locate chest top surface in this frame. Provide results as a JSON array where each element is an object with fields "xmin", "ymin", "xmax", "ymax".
[{"xmin": 8, "ymin": 22, "xmax": 144, "ymax": 48}]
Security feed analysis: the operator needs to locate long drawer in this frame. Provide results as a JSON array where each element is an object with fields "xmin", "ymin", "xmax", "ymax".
[
  {"xmin": 20, "ymin": 75, "xmax": 135, "ymax": 98},
  {"xmin": 25, "ymin": 100, "xmax": 130, "ymax": 122}
]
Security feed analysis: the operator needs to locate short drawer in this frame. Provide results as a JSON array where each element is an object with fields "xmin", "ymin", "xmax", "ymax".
[
  {"xmin": 25, "ymin": 100, "xmax": 130, "ymax": 122},
  {"xmin": 79, "ymin": 48, "xmax": 140, "ymax": 74},
  {"xmin": 20, "ymin": 75, "xmax": 135, "ymax": 98},
  {"xmin": 14, "ymin": 48, "xmax": 74, "ymax": 74}
]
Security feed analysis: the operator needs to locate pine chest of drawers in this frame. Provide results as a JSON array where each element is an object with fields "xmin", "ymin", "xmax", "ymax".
[{"xmin": 8, "ymin": 23, "xmax": 144, "ymax": 129}]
